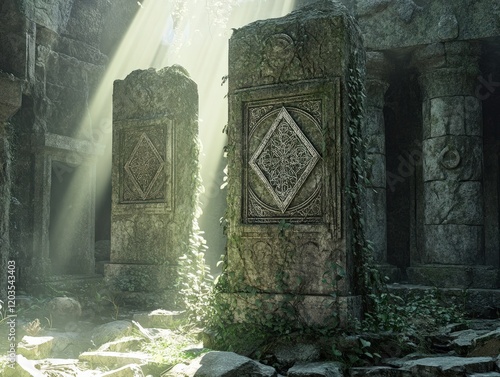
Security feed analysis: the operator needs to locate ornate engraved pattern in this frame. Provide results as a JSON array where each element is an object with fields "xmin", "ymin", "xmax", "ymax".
[
  {"xmin": 124, "ymin": 132, "xmax": 165, "ymax": 200},
  {"xmin": 301, "ymin": 100, "xmax": 322, "ymax": 125},
  {"xmin": 249, "ymin": 105, "xmax": 274, "ymax": 133},
  {"xmin": 249, "ymin": 107, "xmax": 320, "ymax": 213}
]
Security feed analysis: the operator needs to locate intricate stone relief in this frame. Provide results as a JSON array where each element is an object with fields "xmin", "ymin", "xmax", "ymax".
[
  {"xmin": 244, "ymin": 99, "xmax": 327, "ymax": 224},
  {"xmin": 250, "ymin": 107, "xmax": 320, "ymax": 213},
  {"xmin": 120, "ymin": 125, "xmax": 170, "ymax": 204},
  {"xmin": 125, "ymin": 133, "xmax": 165, "ymax": 200}
]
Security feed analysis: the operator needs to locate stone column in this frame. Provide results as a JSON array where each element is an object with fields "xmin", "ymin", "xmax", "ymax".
[
  {"xmin": 107, "ymin": 66, "xmax": 199, "ymax": 307},
  {"xmin": 225, "ymin": 0, "xmax": 365, "ymax": 326},
  {"xmin": 362, "ymin": 52, "xmax": 392, "ymax": 274},
  {"xmin": 0, "ymin": 73, "xmax": 22, "ymax": 298},
  {"xmin": 408, "ymin": 42, "xmax": 495, "ymax": 288}
]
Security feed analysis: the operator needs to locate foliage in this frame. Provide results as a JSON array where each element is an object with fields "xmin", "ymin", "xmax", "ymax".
[
  {"xmin": 177, "ymin": 222, "xmax": 214, "ymax": 326},
  {"xmin": 362, "ymin": 289, "xmax": 466, "ymax": 335}
]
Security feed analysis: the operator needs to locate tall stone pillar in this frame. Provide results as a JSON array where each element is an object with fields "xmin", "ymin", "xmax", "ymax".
[
  {"xmin": 225, "ymin": 0, "xmax": 365, "ymax": 325},
  {"xmin": 408, "ymin": 42, "xmax": 496, "ymax": 288},
  {"xmin": 0, "ymin": 73, "xmax": 22, "ymax": 299},
  {"xmin": 362, "ymin": 52, "xmax": 395, "ymax": 277},
  {"xmin": 107, "ymin": 66, "xmax": 199, "ymax": 307}
]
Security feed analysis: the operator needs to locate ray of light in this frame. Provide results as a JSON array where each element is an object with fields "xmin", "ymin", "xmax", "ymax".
[{"xmin": 51, "ymin": 0, "xmax": 295, "ymax": 274}]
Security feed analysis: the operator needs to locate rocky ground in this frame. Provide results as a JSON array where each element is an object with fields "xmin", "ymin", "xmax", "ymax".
[{"xmin": 1, "ymin": 296, "xmax": 500, "ymax": 377}]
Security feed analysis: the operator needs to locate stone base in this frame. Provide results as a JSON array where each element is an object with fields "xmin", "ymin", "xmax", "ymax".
[
  {"xmin": 388, "ymin": 284, "xmax": 500, "ymax": 318},
  {"xmin": 219, "ymin": 292, "xmax": 362, "ymax": 328},
  {"xmin": 104, "ymin": 263, "xmax": 179, "ymax": 308},
  {"xmin": 375, "ymin": 264, "xmax": 402, "ymax": 283},
  {"xmin": 407, "ymin": 265, "xmax": 499, "ymax": 289}
]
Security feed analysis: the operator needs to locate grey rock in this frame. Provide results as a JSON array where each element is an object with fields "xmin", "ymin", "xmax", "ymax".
[
  {"xmin": 46, "ymin": 297, "xmax": 82, "ymax": 326},
  {"xmin": 193, "ymin": 351, "xmax": 277, "ymax": 377},
  {"xmin": 403, "ymin": 356, "xmax": 496, "ymax": 375},
  {"xmin": 98, "ymin": 336, "xmax": 145, "ymax": 353},
  {"xmin": 350, "ymin": 366, "xmax": 412, "ymax": 376},
  {"xmin": 91, "ymin": 321, "xmax": 133, "ymax": 347},
  {"xmin": 273, "ymin": 342, "xmax": 320, "ymax": 367},
  {"xmin": 467, "ymin": 373, "xmax": 500, "ymax": 377},
  {"xmin": 17, "ymin": 336, "xmax": 54, "ymax": 360},
  {"xmin": 287, "ymin": 362, "xmax": 343, "ymax": 377},
  {"xmin": 79, "ymin": 351, "xmax": 152, "ymax": 368},
  {"xmin": 132, "ymin": 310, "xmax": 185, "ymax": 329},
  {"xmin": 438, "ymin": 14, "xmax": 459, "ymax": 41},
  {"xmin": 469, "ymin": 328, "xmax": 500, "ymax": 357},
  {"xmin": 98, "ymin": 364, "xmax": 145, "ymax": 377}
]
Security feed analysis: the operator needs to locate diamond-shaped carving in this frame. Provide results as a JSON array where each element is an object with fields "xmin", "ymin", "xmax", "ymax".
[
  {"xmin": 125, "ymin": 133, "xmax": 165, "ymax": 200},
  {"xmin": 249, "ymin": 107, "xmax": 320, "ymax": 213}
]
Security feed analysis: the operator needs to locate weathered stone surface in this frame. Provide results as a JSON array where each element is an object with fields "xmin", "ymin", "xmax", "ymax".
[
  {"xmin": 193, "ymin": 351, "xmax": 277, "ymax": 377},
  {"xmin": 406, "ymin": 265, "xmax": 499, "ymax": 289},
  {"xmin": 98, "ymin": 336, "xmax": 144, "ymax": 353},
  {"xmin": 423, "ymin": 225, "xmax": 483, "ymax": 265},
  {"xmin": 402, "ymin": 356, "xmax": 496, "ymax": 376},
  {"xmin": 98, "ymin": 364, "xmax": 145, "ymax": 377},
  {"xmin": 79, "ymin": 351, "xmax": 151, "ymax": 368},
  {"xmin": 4, "ymin": 355, "xmax": 44, "ymax": 377},
  {"xmin": 287, "ymin": 362, "xmax": 343, "ymax": 377},
  {"xmin": 91, "ymin": 321, "xmax": 133, "ymax": 347},
  {"xmin": 225, "ymin": 0, "xmax": 365, "ymax": 327},
  {"xmin": 95, "ymin": 240, "xmax": 111, "ymax": 261},
  {"xmin": 273, "ymin": 342, "xmax": 321, "ymax": 367},
  {"xmin": 17, "ymin": 336, "xmax": 54, "ymax": 360},
  {"xmin": 422, "ymin": 136, "xmax": 482, "ymax": 182},
  {"xmin": 109, "ymin": 66, "xmax": 199, "ymax": 305},
  {"xmin": 424, "ymin": 181, "xmax": 483, "ymax": 225},
  {"xmin": 467, "ymin": 373, "xmax": 500, "ymax": 377},
  {"xmin": 350, "ymin": 366, "xmax": 412, "ymax": 377},
  {"xmin": 132, "ymin": 310, "xmax": 185, "ymax": 329},
  {"xmin": 46, "ymin": 297, "xmax": 82, "ymax": 326},
  {"xmin": 469, "ymin": 328, "xmax": 500, "ymax": 357}
]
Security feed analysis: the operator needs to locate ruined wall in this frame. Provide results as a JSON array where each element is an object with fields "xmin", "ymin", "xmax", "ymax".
[{"xmin": 0, "ymin": 0, "xmax": 137, "ymax": 286}]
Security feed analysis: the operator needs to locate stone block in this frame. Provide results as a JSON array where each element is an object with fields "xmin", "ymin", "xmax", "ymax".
[
  {"xmin": 193, "ymin": 351, "xmax": 277, "ymax": 377},
  {"xmin": 132, "ymin": 310, "xmax": 185, "ymax": 329},
  {"xmin": 79, "ymin": 351, "xmax": 152, "ymax": 368},
  {"xmin": 0, "ymin": 72, "xmax": 22, "ymax": 122},
  {"xmin": 402, "ymin": 356, "xmax": 496, "ymax": 376},
  {"xmin": 287, "ymin": 362, "xmax": 343, "ymax": 377},
  {"xmin": 17, "ymin": 336, "xmax": 54, "ymax": 360},
  {"xmin": 424, "ymin": 181, "xmax": 483, "ymax": 225},
  {"xmin": 429, "ymin": 97, "xmax": 465, "ymax": 137},
  {"xmin": 363, "ymin": 188, "xmax": 387, "ymax": 263},
  {"xmin": 422, "ymin": 135, "xmax": 482, "ymax": 182},
  {"xmin": 98, "ymin": 336, "xmax": 144, "ymax": 353},
  {"xmin": 109, "ymin": 66, "xmax": 198, "ymax": 303},
  {"xmin": 367, "ymin": 153, "xmax": 386, "ymax": 188},
  {"xmin": 226, "ymin": 1, "xmax": 365, "ymax": 327},
  {"xmin": 90, "ymin": 321, "xmax": 133, "ymax": 347},
  {"xmin": 406, "ymin": 265, "xmax": 499, "ymax": 289},
  {"xmin": 98, "ymin": 364, "xmax": 145, "ymax": 377},
  {"xmin": 469, "ymin": 328, "xmax": 500, "ymax": 357},
  {"xmin": 423, "ymin": 225, "xmax": 483, "ymax": 265}
]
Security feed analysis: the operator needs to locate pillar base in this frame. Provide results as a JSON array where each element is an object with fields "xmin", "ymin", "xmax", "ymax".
[
  {"xmin": 374, "ymin": 264, "xmax": 402, "ymax": 283},
  {"xmin": 104, "ymin": 263, "xmax": 179, "ymax": 308},
  {"xmin": 407, "ymin": 265, "xmax": 499, "ymax": 289},
  {"xmin": 218, "ymin": 292, "xmax": 362, "ymax": 328}
]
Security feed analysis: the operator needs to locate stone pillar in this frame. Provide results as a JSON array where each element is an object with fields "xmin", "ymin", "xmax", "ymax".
[
  {"xmin": 225, "ymin": 0, "xmax": 365, "ymax": 325},
  {"xmin": 362, "ymin": 52, "xmax": 396, "ymax": 278},
  {"xmin": 408, "ymin": 42, "xmax": 496, "ymax": 288},
  {"xmin": 107, "ymin": 66, "xmax": 199, "ymax": 307},
  {"xmin": 0, "ymin": 73, "xmax": 22, "ymax": 298}
]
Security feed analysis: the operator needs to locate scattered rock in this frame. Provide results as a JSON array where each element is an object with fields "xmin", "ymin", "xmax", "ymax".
[
  {"xmin": 450, "ymin": 329, "xmax": 481, "ymax": 355},
  {"xmin": 91, "ymin": 320, "xmax": 134, "ymax": 347},
  {"xmin": 42, "ymin": 330, "xmax": 89, "ymax": 358},
  {"xmin": 403, "ymin": 356, "xmax": 496, "ymax": 375},
  {"xmin": 287, "ymin": 361, "xmax": 344, "ymax": 377},
  {"xmin": 193, "ymin": 351, "xmax": 277, "ymax": 377},
  {"xmin": 79, "ymin": 351, "xmax": 152, "ymax": 368},
  {"xmin": 98, "ymin": 363, "xmax": 145, "ymax": 377},
  {"xmin": 132, "ymin": 309, "xmax": 185, "ymax": 329},
  {"xmin": 273, "ymin": 342, "xmax": 321, "ymax": 367},
  {"xmin": 350, "ymin": 366, "xmax": 412, "ymax": 376},
  {"xmin": 46, "ymin": 297, "xmax": 82, "ymax": 326},
  {"xmin": 4, "ymin": 354, "xmax": 44, "ymax": 377},
  {"xmin": 98, "ymin": 336, "xmax": 145, "ymax": 352},
  {"xmin": 17, "ymin": 336, "xmax": 54, "ymax": 359},
  {"xmin": 469, "ymin": 328, "xmax": 500, "ymax": 357},
  {"xmin": 467, "ymin": 373, "xmax": 500, "ymax": 377},
  {"xmin": 165, "ymin": 357, "xmax": 203, "ymax": 377}
]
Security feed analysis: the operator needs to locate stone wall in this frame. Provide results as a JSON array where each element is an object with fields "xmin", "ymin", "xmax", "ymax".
[{"xmin": 0, "ymin": 0, "xmax": 137, "ymax": 288}]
